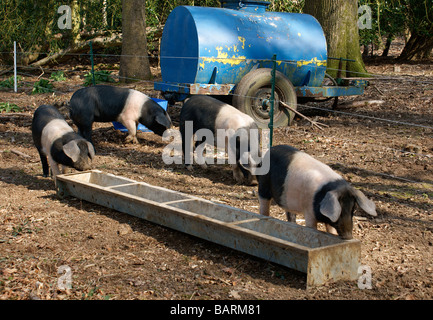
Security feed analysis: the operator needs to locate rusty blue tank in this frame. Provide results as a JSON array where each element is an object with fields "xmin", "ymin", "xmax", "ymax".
[
  {"xmin": 155, "ymin": 0, "xmax": 327, "ymax": 97},
  {"xmin": 155, "ymin": 0, "xmax": 367, "ymax": 128}
]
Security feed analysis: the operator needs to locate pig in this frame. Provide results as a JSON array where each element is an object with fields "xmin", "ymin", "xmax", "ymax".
[
  {"xmin": 179, "ymin": 95, "xmax": 260, "ymax": 185},
  {"xmin": 32, "ymin": 105, "xmax": 95, "ymax": 181},
  {"xmin": 69, "ymin": 85, "xmax": 172, "ymax": 144},
  {"xmin": 257, "ymin": 144, "xmax": 377, "ymax": 239}
]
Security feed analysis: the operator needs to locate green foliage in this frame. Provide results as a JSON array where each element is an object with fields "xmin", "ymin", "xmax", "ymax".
[
  {"xmin": 50, "ymin": 70, "xmax": 66, "ymax": 82},
  {"xmin": 146, "ymin": 0, "xmax": 220, "ymax": 28},
  {"xmin": 0, "ymin": 76, "xmax": 22, "ymax": 88},
  {"xmin": 32, "ymin": 79, "xmax": 54, "ymax": 94},
  {"xmin": 0, "ymin": 102, "xmax": 22, "ymax": 113},
  {"xmin": 2, "ymin": 0, "xmax": 431, "ymax": 63},
  {"xmin": 358, "ymin": 0, "xmax": 407, "ymax": 47},
  {"xmin": 269, "ymin": 0, "xmax": 305, "ymax": 13},
  {"xmin": 0, "ymin": 0, "xmax": 123, "ymax": 62},
  {"xmin": 83, "ymin": 70, "xmax": 115, "ymax": 86},
  {"xmin": 358, "ymin": 0, "xmax": 433, "ymax": 48}
]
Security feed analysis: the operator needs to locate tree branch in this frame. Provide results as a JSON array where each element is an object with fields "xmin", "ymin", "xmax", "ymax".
[
  {"xmin": 29, "ymin": 33, "xmax": 122, "ymax": 67},
  {"xmin": 279, "ymin": 101, "xmax": 329, "ymax": 130}
]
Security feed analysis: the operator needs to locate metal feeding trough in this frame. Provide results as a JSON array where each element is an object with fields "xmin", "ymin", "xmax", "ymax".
[{"xmin": 56, "ymin": 170, "xmax": 361, "ymax": 288}]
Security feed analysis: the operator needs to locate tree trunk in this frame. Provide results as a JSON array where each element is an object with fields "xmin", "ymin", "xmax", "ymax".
[
  {"xmin": 119, "ymin": 0, "xmax": 152, "ymax": 83},
  {"xmin": 399, "ymin": 32, "xmax": 433, "ymax": 61},
  {"xmin": 102, "ymin": 0, "xmax": 108, "ymax": 27},
  {"xmin": 381, "ymin": 35, "xmax": 393, "ymax": 57},
  {"xmin": 71, "ymin": 0, "xmax": 82, "ymax": 44},
  {"xmin": 304, "ymin": 0, "xmax": 368, "ymax": 78}
]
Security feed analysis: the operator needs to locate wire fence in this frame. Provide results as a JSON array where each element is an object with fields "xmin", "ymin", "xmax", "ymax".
[
  {"xmin": 2, "ymin": 51, "xmax": 432, "ymax": 129},
  {"xmin": 1, "ymin": 49, "xmax": 432, "ymax": 191}
]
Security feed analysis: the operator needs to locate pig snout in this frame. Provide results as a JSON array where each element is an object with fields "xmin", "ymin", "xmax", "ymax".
[
  {"xmin": 336, "ymin": 226, "xmax": 353, "ymax": 240},
  {"xmin": 340, "ymin": 232, "xmax": 353, "ymax": 240},
  {"xmin": 336, "ymin": 212, "xmax": 354, "ymax": 240},
  {"xmin": 73, "ymin": 156, "xmax": 93, "ymax": 171}
]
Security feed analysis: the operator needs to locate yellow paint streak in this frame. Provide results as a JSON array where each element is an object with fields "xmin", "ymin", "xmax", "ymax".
[
  {"xmin": 199, "ymin": 46, "xmax": 246, "ymax": 68},
  {"xmin": 238, "ymin": 36, "xmax": 246, "ymax": 49},
  {"xmin": 297, "ymin": 57, "xmax": 327, "ymax": 68}
]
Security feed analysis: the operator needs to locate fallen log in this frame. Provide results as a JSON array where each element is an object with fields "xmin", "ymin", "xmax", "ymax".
[
  {"xmin": 30, "ymin": 33, "xmax": 122, "ymax": 67},
  {"xmin": 338, "ymin": 100, "xmax": 385, "ymax": 109},
  {"xmin": 11, "ymin": 149, "xmax": 31, "ymax": 159}
]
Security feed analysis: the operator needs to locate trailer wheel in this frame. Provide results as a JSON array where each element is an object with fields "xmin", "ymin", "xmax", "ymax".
[{"xmin": 232, "ymin": 68, "xmax": 297, "ymax": 129}]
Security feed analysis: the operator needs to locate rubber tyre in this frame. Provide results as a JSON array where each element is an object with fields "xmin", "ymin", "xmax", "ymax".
[{"xmin": 232, "ymin": 68, "xmax": 297, "ymax": 129}]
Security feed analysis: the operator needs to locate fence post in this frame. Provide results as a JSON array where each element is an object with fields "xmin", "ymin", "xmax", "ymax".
[
  {"xmin": 89, "ymin": 41, "xmax": 95, "ymax": 86},
  {"xmin": 13, "ymin": 41, "xmax": 17, "ymax": 93},
  {"xmin": 268, "ymin": 54, "xmax": 277, "ymax": 148}
]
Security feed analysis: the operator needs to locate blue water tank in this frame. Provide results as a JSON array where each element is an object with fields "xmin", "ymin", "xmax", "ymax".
[{"xmin": 159, "ymin": 1, "xmax": 327, "ymax": 89}]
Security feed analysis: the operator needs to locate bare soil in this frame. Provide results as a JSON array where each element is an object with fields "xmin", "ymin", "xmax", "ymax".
[{"xmin": 0, "ymin": 46, "xmax": 432, "ymax": 300}]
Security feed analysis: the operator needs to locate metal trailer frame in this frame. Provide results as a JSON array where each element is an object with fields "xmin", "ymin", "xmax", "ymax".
[{"xmin": 154, "ymin": 78, "xmax": 369, "ymax": 100}]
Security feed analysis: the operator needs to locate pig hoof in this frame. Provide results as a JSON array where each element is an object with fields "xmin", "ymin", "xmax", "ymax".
[
  {"xmin": 200, "ymin": 163, "xmax": 208, "ymax": 170},
  {"xmin": 125, "ymin": 135, "xmax": 138, "ymax": 144},
  {"xmin": 186, "ymin": 165, "xmax": 193, "ymax": 171},
  {"xmin": 247, "ymin": 179, "xmax": 258, "ymax": 186},
  {"xmin": 234, "ymin": 177, "xmax": 244, "ymax": 185},
  {"xmin": 233, "ymin": 174, "xmax": 244, "ymax": 184}
]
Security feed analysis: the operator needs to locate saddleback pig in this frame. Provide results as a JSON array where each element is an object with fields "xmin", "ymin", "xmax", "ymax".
[
  {"xmin": 180, "ymin": 95, "xmax": 261, "ymax": 185},
  {"xmin": 69, "ymin": 85, "xmax": 172, "ymax": 144},
  {"xmin": 258, "ymin": 145, "xmax": 377, "ymax": 239},
  {"xmin": 32, "ymin": 105, "xmax": 95, "ymax": 181}
]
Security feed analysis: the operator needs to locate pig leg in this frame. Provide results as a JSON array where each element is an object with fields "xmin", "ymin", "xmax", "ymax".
[
  {"xmin": 122, "ymin": 120, "xmax": 138, "ymax": 144},
  {"xmin": 195, "ymin": 141, "xmax": 208, "ymax": 169},
  {"xmin": 259, "ymin": 196, "xmax": 271, "ymax": 216},
  {"xmin": 74, "ymin": 118, "xmax": 93, "ymax": 143},
  {"xmin": 182, "ymin": 132, "xmax": 194, "ymax": 171},
  {"xmin": 305, "ymin": 215, "xmax": 318, "ymax": 230},
  {"xmin": 231, "ymin": 164, "xmax": 244, "ymax": 184},
  {"xmin": 286, "ymin": 212, "xmax": 297, "ymax": 223},
  {"xmin": 47, "ymin": 156, "xmax": 61, "ymax": 180},
  {"xmin": 37, "ymin": 150, "xmax": 50, "ymax": 177}
]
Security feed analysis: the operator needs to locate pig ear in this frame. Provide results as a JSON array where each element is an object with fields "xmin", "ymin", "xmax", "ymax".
[
  {"xmin": 238, "ymin": 153, "xmax": 259, "ymax": 172},
  {"xmin": 63, "ymin": 140, "xmax": 80, "ymax": 163},
  {"xmin": 320, "ymin": 191, "xmax": 342, "ymax": 223},
  {"xmin": 155, "ymin": 113, "xmax": 171, "ymax": 128},
  {"xmin": 86, "ymin": 141, "xmax": 95, "ymax": 160},
  {"xmin": 351, "ymin": 188, "xmax": 377, "ymax": 217}
]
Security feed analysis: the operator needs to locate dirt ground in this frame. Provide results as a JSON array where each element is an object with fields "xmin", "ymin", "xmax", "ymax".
[{"xmin": 0, "ymin": 42, "xmax": 432, "ymax": 300}]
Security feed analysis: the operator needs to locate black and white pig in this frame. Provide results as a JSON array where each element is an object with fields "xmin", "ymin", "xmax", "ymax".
[
  {"xmin": 180, "ymin": 95, "xmax": 260, "ymax": 185},
  {"xmin": 258, "ymin": 145, "xmax": 377, "ymax": 239},
  {"xmin": 69, "ymin": 85, "xmax": 172, "ymax": 144},
  {"xmin": 32, "ymin": 105, "xmax": 95, "ymax": 181}
]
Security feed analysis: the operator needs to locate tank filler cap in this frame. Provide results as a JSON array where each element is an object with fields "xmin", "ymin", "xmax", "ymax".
[{"xmin": 220, "ymin": 0, "xmax": 270, "ymax": 13}]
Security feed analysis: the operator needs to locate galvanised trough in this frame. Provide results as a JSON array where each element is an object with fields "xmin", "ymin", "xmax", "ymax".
[{"xmin": 56, "ymin": 170, "xmax": 361, "ymax": 288}]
